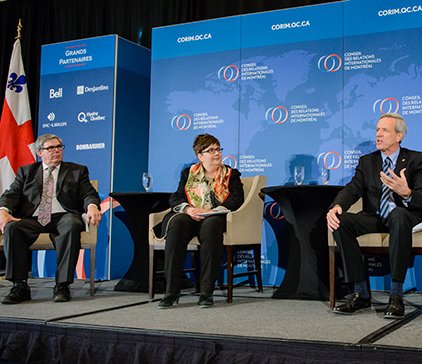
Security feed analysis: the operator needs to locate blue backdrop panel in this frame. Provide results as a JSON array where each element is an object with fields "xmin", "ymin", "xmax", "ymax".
[
  {"xmin": 238, "ymin": 3, "xmax": 344, "ymax": 286},
  {"xmin": 343, "ymin": 0, "xmax": 422, "ymax": 290},
  {"xmin": 37, "ymin": 35, "xmax": 116, "ymax": 280},
  {"xmin": 150, "ymin": 16, "xmax": 242, "ymax": 191},
  {"xmin": 37, "ymin": 35, "xmax": 150, "ymax": 281},
  {"xmin": 150, "ymin": 0, "xmax": 422, "ymax": 290}
]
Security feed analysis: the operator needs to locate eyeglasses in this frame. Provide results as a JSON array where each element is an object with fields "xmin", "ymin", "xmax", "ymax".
[
  {"xmin": 200, "ymin": 147, "xmax": 223, "ymax": 154},
  {"xmin": 41, "ymin": 144, "xmax": 65, "ymax": 152}
]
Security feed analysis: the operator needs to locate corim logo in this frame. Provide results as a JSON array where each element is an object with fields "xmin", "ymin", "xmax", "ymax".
[
  {"xmin": 222, "ymin": 155, "xmax": 237, "ymax": 169},
  {"xmin": 373, "ymin": 97, "xmax": 399, "ymax": 114},
  {"xmin": 218, "ymin": 64, "xmax": 239, "ymax": 82},
  {"xmin": 265, "ymin": 202, "xmax": 284, "ymax": 221},
  {"xmin": 318, "ymin": 54, "xmax": 342, "ymax": 73},
  {"xmin": 47, "ymin": 112, "xmax": 55, "ymax": 122},
  {"xmin": 317, "ymin": 151, "xmax": 342, "ymax": 170},
  {"xmin": 265, "ymin": 106, "xmax": 289, "ymax": 125},
  {"xmin": 171, "ymin": 113, "xmax": 192, "ymax": 131}
]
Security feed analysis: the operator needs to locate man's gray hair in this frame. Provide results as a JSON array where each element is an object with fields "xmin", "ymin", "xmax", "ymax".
[
  {"xmin": 35, "ymin": 134, "xmax": 63, "ymax": 151},
  {"xmin": 379, "ymin": 113, "xmax": 407, "ymax": 136}
]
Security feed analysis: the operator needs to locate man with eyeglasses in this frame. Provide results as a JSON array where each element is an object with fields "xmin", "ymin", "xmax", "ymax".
[{"xmin": 0, "ymin": 134, "xmax": 101, "ymax": 304}]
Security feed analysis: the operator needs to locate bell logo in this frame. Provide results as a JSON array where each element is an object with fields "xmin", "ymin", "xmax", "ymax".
[{"xmin": 49, "ymin": 88, "xmax": 63, "ymax": 98}]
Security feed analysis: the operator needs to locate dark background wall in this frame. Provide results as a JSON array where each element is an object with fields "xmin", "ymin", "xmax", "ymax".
[{"xmin": 0, "ymin": 0, "xmax": 336, "ymax": 134}]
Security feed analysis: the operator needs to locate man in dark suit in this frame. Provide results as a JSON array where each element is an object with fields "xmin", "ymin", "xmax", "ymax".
[
  {"xmin": 327, "ymin": 113, "xmax": 422, "ymax": 319},
  {"xmin": 0, "ymin": 134, "xmax": 101, "ymax": 304}
]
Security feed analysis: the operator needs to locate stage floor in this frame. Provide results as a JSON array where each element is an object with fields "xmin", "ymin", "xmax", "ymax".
[{"xmin": 1, "ymin": 277, "xmax": 421, "ymax": 362}]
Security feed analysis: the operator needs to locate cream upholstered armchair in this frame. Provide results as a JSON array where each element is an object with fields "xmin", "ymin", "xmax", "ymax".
[
  {"xmin": 328, "ymin": 198, "xmax": 422, "ymax": 308},
  {"xmin": 0, "ymin": 180, "xmax": 99, "ymax": 296},
  {"xmin": 148, "ymin": 175, "xmax": 267, "ymax": 303}
]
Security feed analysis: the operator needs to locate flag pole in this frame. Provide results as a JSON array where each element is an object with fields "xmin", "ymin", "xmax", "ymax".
[{"xmin": 15, "ymin": 18, "xmax": 22, "ymax": 40}]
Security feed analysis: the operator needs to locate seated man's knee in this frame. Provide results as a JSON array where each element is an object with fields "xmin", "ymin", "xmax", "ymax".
[
  {"xmin": 336, "ymin": 212, "xmax": 354, "ymax": 228},
  {"xmin": 3, "ymin": 220, "xmax": 24, "ymax": 235},
  {"xmin": 388, "ymin": 207, "xmax": 413, "ymax": 226},
  {"xmin": 59, "ymin": 213, "xmax": 84, "ymax": 232}
]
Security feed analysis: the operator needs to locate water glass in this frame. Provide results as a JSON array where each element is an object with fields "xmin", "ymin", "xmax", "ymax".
[
  {"xmin": 294, "ymin": 166, "xmax": 305, "ymax": 185},
  {"xmin": 142, "ymin": 172, "xmax": 153, "ymax": 192},
  {"xmin": 320, "ymin": 167, "xmax": 330, "ymax": 185}
]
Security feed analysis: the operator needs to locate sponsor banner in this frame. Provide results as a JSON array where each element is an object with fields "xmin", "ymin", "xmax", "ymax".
[
  {"xmin": 152, "ymin": 16, "xmax": 241, "ymax": 60},
  {"xmin": 38, "ymin": 68, "xmax": 114, "ymax": 189},
  {"xmin": 345, "ymin": 0, "xmax": 422, "ymax": 36},
  {"xmin": 241, "ymin": 2, "xmax": 343, "ymax": 48},
  {"xmin": 41, "ymin": 35, "xmax": 116, "ymax": 75}
]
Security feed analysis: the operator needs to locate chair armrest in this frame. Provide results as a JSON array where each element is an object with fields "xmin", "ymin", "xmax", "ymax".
[
  {"xmin": 225, "ymin": 176, "xmax": 266, "ymax": 245},
  {"xmin": 81, "ymin": 213, "xmax": 98, "ymax": 245},
  {"xmin": 328, "ymin": 229, "xmax": 336, "ymax": 247},
  {"xmin": 148, "ymin": 208, "xmax": 171, "ymax": 242}
]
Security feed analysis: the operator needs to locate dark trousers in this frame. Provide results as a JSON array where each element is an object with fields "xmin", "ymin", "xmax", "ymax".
[
  {"xmin": 333, "ymin": 207, "xmax": 420, "ymax": 284},
  {"xmin": 4, "ymin": 213, "xmax": 84, "ymax": 285},
  {"xmin": 164, "ymin": 213, "xmax": 226, "ymax": 297}
]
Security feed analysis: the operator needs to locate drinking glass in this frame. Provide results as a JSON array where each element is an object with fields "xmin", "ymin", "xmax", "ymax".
[
  {"xmin": 142, "ymin": 172, "xmax": 153, "ymax": 192},
  {"xmin": 294, "ymin": 166, "xmax": 305, "ymax": 185},
  {"xmin": 320, "ymin": 166, "xmax": 330, "ymax": 185}
]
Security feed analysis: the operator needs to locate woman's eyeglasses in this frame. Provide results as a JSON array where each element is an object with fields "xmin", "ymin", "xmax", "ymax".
[{"xmin": 200, "ymin": 147, "xmax": 223, "ymax": 154}]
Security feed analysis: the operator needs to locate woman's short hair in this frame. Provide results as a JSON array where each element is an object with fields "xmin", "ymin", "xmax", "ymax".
[
  {"xmin": 35, "ymin": 134, "xmax": 63, "ymax": 151},
  {"xmin": 193, "ymin": 134, "xmax": 220, "ymax": 155}
]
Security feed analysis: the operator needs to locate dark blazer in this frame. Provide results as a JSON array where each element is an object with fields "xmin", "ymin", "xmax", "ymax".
[
  {"xmin": 332, "ymin": 148, "xmax": 422, "ymax": 218},
  {"xmin": 0, "ymin": 161, "xmax": 100, "ymax": 218},
  {"xmin": 169, "ymin": 165, "xmax": 244, "ymax": 212}
]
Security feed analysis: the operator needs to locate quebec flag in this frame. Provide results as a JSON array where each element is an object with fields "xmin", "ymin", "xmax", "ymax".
[{"xmin": 0, "ymin": 38, "xmax": 35, "ymax": 194}]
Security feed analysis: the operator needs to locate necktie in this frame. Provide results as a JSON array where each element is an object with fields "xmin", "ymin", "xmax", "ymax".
[
  {"xmin": 38, "ymin": 167, "xmax": 55, "ymax": 226},
  {"xmin": 379, "ymin": 157, "xmax": 392, "ymax": 221}
]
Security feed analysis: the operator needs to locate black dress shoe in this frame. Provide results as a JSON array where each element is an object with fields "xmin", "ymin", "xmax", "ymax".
[
  {"xmin": 2, "ymin": 283, "xmax": 31, "ymax": 304},
  {"xmin": 198, "ymin": 295, "xmax": 214, "ymax": 308},
  {"xmin": 384, "ymin": 295, "xmax": 404, "ymax": 319},
  {"xmin": 53, "ymin": 285, "xmax": 71, "ymax": 302},
  {"xmin": 332, "ymin": 293, "xmax": 371, "ymax": 315},
  {"xmin": 158, "ymin": 294, "xmax": 180, "ymax": 309}
]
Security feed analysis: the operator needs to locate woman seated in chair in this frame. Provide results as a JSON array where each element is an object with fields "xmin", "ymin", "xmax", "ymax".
[{"xmin": 157, "ymin": 133, "xmax": 244, "ymax": 308}]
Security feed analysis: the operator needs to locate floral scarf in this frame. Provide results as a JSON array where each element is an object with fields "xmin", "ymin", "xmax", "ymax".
[{"xmin": 185, "ymin": 163, "xmax": 231, "ymax": 209}]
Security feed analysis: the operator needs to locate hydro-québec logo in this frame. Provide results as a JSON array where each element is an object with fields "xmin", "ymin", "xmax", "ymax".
[
  {"xmin": 265, "ymin": 202, "xmax": 284, "ymax": 221},
  {"xmin": 318, "ymin": 54, "xmax": 342, "ymax": 73},
  {"xmin": 265, "ymin": 106, "xmax": 289, "ymax": 125},
  {"xmin": 317, "ymin": 151, "xmax": 342, "ymax": 170},
  {"xmin": 218, "ymin": 64, "xmax": 239, "ymax": 83},
  {"xmin": 171, "ymin": 113, "xmax": 192, "ymax": 131},
  {"xmin": 222, "ymin": 155, "xmax": 237, "ymax": 169},
  {"xmin": 372, "ymin": 97, "xmax": 399, "ymax": 114}
]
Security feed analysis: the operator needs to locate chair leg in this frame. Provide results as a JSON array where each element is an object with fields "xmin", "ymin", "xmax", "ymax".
[
  {"xmin": 329, "ymin": 246, "xmax": 336, "ymax": 308},
  {"xmin": 226, "ymin": 245, "xmax": 234, "ymax": 303},
  {"xmin": 90, "ymin": 246, "xmax": 96, "ymax": 296},
  {"xmin": 148, "ymin": 245, "xmax": 155, "ymax": 300},
  {"xmin": 253, "ymin": 245, "xmax": 263, "ymax": 293},
  {"xmin": 193, "ymin": 250, "xmax": 201, "ymax": 294}
]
